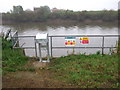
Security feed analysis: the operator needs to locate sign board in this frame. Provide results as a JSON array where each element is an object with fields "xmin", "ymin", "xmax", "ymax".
[
  {"xmin": 80, "ymin": 37, "xmax": 89, "ymax": 44},
  {"xmin": 65, "ymin": 37, "xmax": 76, "ymax": 46},
  {"xmin": 35, "ymin": 33, "xmax": 48, "ymax": 43}
]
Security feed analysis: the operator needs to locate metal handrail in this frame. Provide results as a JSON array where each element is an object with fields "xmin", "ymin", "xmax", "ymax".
[
  {"xmin": 12, "ymin": 34, "xmax": 120, "ymax": 38},
  {"xmin": 48, "ymin": 35, "xmax": 120, "ymax": 37},
  {"xmin": 12, "ymin": 34, "xmax": 119, "ymax": 57}
]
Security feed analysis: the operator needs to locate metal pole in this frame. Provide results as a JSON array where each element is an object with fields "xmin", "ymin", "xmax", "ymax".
[
  {"xmin": 16, "ymin": 31, "xmax": 18, "ymax": 45},
  {"xmin": 16, "ymin": 31, "xmax": 19, "ymax": 47},
  {"xmin": 34, "ymin": 38, "xmax": 37, "ymax": 57},
  {"xmin": 102, "ymin": 36, "xmax": 104, "ymax": 55},
  {"xmin": 38, "ymin": 43, "xmax": 42, "ymax": 62},
  {"xmin": 35, "ymin": 42, "xmax": 37, "ymax": 57},
  {"xmin": 11, "ymin": 36, "xmax": 14, "ymax": 47},
  {"xmin": 50, "ymin": 37, "xmax": 53, "ymax": 57},
  {"xmin": 47, "ymin": 41, "xmax": 50, "ymax": 62}
]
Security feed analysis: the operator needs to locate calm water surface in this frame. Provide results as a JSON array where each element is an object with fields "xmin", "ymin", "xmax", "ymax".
[{"xmin": 0, "ymin": 22, "xmax": 118, "ymax": 57}]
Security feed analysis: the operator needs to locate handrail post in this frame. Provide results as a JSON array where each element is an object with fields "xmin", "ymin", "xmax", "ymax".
[
  {"xmin": 47, "ymin": 37, "xmax": 50, "ymax": 61},
  {"xmin": 50, "ymin": 36, "xmax": 53, "ymax": 57},
  {"xmin": 16, "ymin": 31, "xmax": 19, "ymax": 47},
  {"xmin": 38, "ymin": 43, "xmax": 42, "ymax": 62},
  {"xmin": 34, "ymin": 37, "xmax": 37, "ymax": 57},
  {"xmin": 102, "ymin": 36, "xmax": 104, "ymax": 55}
]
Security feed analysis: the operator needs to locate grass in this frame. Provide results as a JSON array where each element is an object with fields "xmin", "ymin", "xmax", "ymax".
[
  {"xmin": 2, "ymin": 38, "xmax": 31, "ymax": 73},
  {"xmin": 48, "ymin": 53, "xmax": 119, "ymax": 88},
  {"xmin": 0, "ymin": 37, "xmax": 2, "ymax": 75}
]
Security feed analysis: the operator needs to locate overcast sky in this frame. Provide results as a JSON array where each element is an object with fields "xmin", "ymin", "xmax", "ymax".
[{"xmin": 0, "ymin": 0, "xmax": 119, "ymax": 12}]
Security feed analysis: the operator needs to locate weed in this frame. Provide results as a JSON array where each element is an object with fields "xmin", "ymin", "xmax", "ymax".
[{"xmin": 96, "ymin": 50, "xmax": 101, "ymax": 55}]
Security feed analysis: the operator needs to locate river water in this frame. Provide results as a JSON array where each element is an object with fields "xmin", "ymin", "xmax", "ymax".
[{"xmin": 0, "ymin": 22, "xmax": 118, "ymax": 57}]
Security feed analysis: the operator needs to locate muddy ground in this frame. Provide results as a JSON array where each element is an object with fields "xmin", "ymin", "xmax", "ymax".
[{"xmin": 2, "ymin": 60, "xmax": 77, "ymax": 88}]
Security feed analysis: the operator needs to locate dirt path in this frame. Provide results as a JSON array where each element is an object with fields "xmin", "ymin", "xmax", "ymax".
[{"xmin": 2, "ymin": 60, "xmax": 77, "ymax": 88}]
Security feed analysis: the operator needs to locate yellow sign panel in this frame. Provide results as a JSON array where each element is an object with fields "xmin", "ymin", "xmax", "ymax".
[
  {"xmin": 80, "ymin": 37, "xmax": 89, "ymax": 44},
  {"xmin": 80, "ymin": 37, "xmax": 89, "ymax": 40}
]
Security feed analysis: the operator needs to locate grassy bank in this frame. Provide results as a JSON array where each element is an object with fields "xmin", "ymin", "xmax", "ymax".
[
  {"xmin": 2, "ymin": 38, "xmax": 29, "ymax": 73},
  {"xmin": 48, "ymin": 54, "xmax": 119, "ymax": 88},
  {"xmin": 2, "ymin": 36, "xmax": 119, "ymax": 88}
]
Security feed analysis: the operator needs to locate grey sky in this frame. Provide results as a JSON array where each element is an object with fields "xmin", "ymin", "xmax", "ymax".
[{"xmin": 0, "ymin": 0, "xmax": 119, "ymax": 12}]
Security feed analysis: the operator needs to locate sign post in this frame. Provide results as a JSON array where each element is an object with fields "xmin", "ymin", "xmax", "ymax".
[{"xmin": 35, "ymin": 33, "xmax": 50, "ymax": 62}]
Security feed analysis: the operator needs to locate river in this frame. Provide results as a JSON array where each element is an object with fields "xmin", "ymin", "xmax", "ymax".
[{"xmin": 0, "ymin": 22, "xmax": 118, "ymax": 57}]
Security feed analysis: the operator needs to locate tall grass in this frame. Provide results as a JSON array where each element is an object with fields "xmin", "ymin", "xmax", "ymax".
[
  {"xmin": 48, "ymin": 53, "xmax": 119, "ymax": 88},
  {"xmin": 2, "ymin": 38, "xmax": 28, "ymax": 72}
]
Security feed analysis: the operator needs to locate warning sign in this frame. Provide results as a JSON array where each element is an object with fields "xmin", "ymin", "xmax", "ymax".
[
  {"xmin": 65, "ymin": 37, "xmax": 76, "ymax": 46},
  {"xmin": 80, "ymin": 37, "xmax": 89, "ymax": 44}
]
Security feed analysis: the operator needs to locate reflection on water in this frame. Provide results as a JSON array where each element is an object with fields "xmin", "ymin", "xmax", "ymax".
[
  {"xmin": 1, "ymin": 22, "xmax": 118, "ymax": 35},
  {"xmin": 0, "ymin": 22, "xmax": 118, "ymax": 57}
]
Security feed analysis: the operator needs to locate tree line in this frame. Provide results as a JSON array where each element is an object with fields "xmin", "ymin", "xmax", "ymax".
[{"xmin": 2, "ymin": 5, "xmax": 118, "ymax": 23}]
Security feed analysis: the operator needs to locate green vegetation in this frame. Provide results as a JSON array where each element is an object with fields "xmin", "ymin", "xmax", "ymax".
[
  {"xmin": 2, "ymin": 5, "xmax": 118, "ymax": 23},
  {"xmin": 2, "ymin": 38, "xmax": 30, "ymax": 73},
  {"xmin": 0, "ymin": 37, "xmax": 2, "ymax": 60},
  {"xmin": 0, "ymin": 37, "xmax": 2, "ymax": 75},
  {"xmin": 48, "ymin": 53, "xmax": 119, "ymax": 88}
]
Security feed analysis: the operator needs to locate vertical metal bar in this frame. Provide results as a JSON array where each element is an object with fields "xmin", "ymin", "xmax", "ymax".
[
  {"xmin": 102, "ymin": 36, "xmax": 104, "ymax": 55},
  {"xmin": 16, "ymin": 31, "xmax": 18, "ymax": 40},
  {"xmin": 50, "ymin": 36, "xmax": 53, "ymax": 57},
  {"xmin": 47, "ymin": 41, "xmax": 50, "ymax": 62},
  {"xmin": 46, "ymin": 34, "xmax": 50, "ymax": 62},
  {"xmin": 16, "ymin": 31, "xmax": 19, "ymax": 47},
  {"xmin": 34, "ymin": 37, "xmax": 37, "ymax": 57},
  {"xmin": 38, "ymin": 43, "xmax": 42, "ymax": 62},
  {"xmin": 11, "ymin": 36, "xmax": 14, "ymax": 47},
  {"xmin": 12, "ymin": 31, "xmax": 16, "ymax": 47}
]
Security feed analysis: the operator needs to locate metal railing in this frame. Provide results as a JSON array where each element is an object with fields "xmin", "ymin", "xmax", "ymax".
[
  {"xmin": 49, "ymin": 35, "xmax": 119, "ymax": 57},
  {"xmin": 11, "ymin": 31, "xmax": 18, "ymax": 47},
  {"xmin": 12, "ymin": 35, "xmax": 37, "ymax": 57},
  {"xmin": 12, "ymin": 34, "xmax": 120, "ymax": 57}
]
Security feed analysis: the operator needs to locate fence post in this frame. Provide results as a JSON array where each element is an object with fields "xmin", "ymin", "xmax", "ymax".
[
  {"xmin": 16, "ymin": 31, "xmax": 19, "ymax": 47},
  {"xmin": 11, "ymin": 31, "xmax": 18, "ymax": 47},
  {"xmin": 11, "ymin": 35, "xmax": 14, "ymax": 47},
  {"xmin": 102, "ymin": 36, "xmax": 104, "ymax": 55},
  {"xmin": 38, "ymin": 43, "xmax": 42, "ymax": 62},
  {"xmin": 50, "ymin": 36, "xmax": 53, "ymax": 57},
  {"xmin": 34, "ymin": 37, "xmax": 37, "ymax": 57},
  {"xmin": 47, "ymin": 37, "xmax": 50, "ymax": 61}
]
